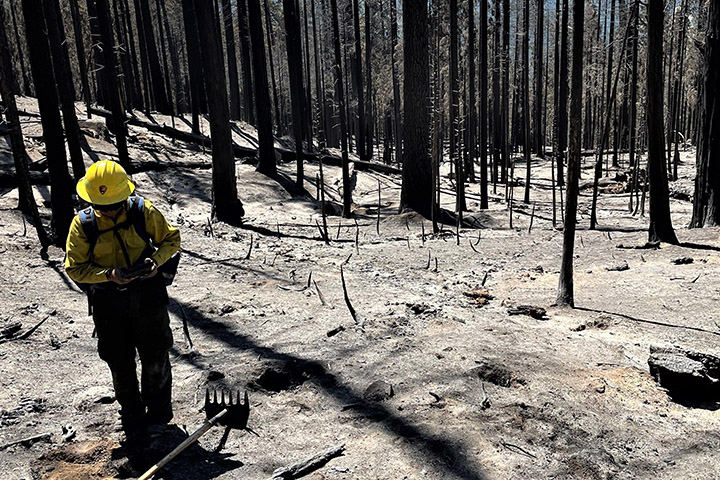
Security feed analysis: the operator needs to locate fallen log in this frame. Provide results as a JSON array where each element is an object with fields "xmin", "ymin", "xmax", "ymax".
[{"xmin": 91, "ymin": 107, "xmax": 402, "ymax": 175}]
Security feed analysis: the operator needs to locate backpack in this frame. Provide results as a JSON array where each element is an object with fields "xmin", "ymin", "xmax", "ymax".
[{"xmin": 76, "ymin": 196, "xmax": 180, "ymax": 292}]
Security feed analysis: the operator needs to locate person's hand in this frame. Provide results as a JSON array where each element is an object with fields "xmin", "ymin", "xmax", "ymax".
[
  {"xmin": 107, "ymin": 268, "xmax": 132, "ymax": 284},
  {"xmin": 140, "ymin": 258, "xmax": 158, "ymax": 279}
]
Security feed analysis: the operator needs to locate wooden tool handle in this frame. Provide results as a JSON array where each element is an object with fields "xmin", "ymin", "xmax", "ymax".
[{"xmin": 138, "ymin": 409, "xmax": 227, "ymax": 480}]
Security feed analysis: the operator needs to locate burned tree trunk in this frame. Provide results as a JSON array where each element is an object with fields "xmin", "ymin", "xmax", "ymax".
[
  {"xmin": 135, "ymin": 0, "xmax": 171, "ymax": 113},
  {"xmin": 247, "ymin": 0, "xmax": 276, "ymax": 175},
  {"xmin": 283, "ymin": 0, "xmax": 307, "ymax": 185},
  {"xmin": 480, "ymin": 0, "xmax": 488, "ymax": 208},
  {"xmin": 21, "ymin": 0, "xmax": 74, "ymax": 246},
  {"xmin": 192, "ymin": 0, "xmax": 244, "ymax": 223},
  {"xmin": 646, "ymin": 0, "xmax": 678, "ymax": 244},
  {"xmin": 400, "ymin": 0, "xmax": 431, "ymax": 217},
  {"xmin": 352, "ymin": 0, "xmax": 366, "ymax": 160},
  {"xmin": 534, "ymin": 0, "xmax": 543, "ymax": 157},
  {"xmin": 0, "ymin": 7, "xmax": 50, "ymax": 248},
  {"xmin": 182, "ymin": 0, "xmax": 205, "ymax": 134},
  {"xmin": 95, "ymin": 0, "xmax": 130, "ymax": 170},
  {"xmin": 690, "ymin": 0, "xmax": 720, "ymax": 227},
  {"xmin": 43, "ymin": 0, "xmax": 85, "ymax": 180},
  {"xmin": 222, "ymin": 0, "xmax": 241, "ymax": 120},
  {"xmin": 330, "ymin": 0, "xmax": 353, "ymax": 217},
  {"xmin": 237, "ymin": 0, "xmax": 255, "ymax": 124},
  {"xmin": 557, "ymin": 0, "xmax": 584, "ymax": 307}
]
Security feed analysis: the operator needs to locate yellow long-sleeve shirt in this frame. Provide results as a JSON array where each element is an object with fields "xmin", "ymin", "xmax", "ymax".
[{"xmin": 65, "ymin": 198, "xmax": 181, "ymax": 284}]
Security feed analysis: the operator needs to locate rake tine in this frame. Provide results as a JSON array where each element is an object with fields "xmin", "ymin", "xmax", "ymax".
[
  {"xmin": 213, "ymin": 390, "xmax": 218, "ymax": 404},
  {"xmin": 205, "ymin": 389, "xmax": 210, "ymax": 405},
  {"xmin": 221, "ymin": 390, "xmax": 226, "ymax": 405},
  {"xmin": 237, "ymin": 390, "xmax": 241, "ymax": 405}
]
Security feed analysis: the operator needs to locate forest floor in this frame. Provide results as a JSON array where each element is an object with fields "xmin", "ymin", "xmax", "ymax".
[{"xmin": 1, "ymin": 99, "xmax": 719, "ymax": 480}]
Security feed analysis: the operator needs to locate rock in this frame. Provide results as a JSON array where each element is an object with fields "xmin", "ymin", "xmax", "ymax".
[
  {"xmin": 606, "ymin": 260, "xmax": 629, "ymax": 272},
  {"xmin": 363, "ymin": 380, "xmax": 394, "ymax": 402},
  {"xmin": 590, "ymin": 379, "xmax": 606, "ymax": 394},
  {"xmin": 507, "ymin": 305, "xmax": 548, "ymax": 320},
  {"xmin": 470, "ymin": 359, "xmax": 525, "ymax": 388},
  {"xmin": 648, "ymin": 346, "xmax": 720, "ymax": 400},
  {"xmin": 671, "ymin": 257, "xmax": 694, "ymax": 265}
]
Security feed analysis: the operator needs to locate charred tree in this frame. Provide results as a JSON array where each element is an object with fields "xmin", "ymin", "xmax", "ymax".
[
  {"xmin": 0, "ymin": 8, "xmax": 49, "ymax": 248},
  {"xmin": 400, "ymin": 0, "xmax": 431, "ymax": 217},
  {"xmin": 691, "ymin": 0, "xmax": 720, "ymax": 227},
  {"xmin": 135, "ymin": 0, "xmax": 170, "ymax": 113},
  {"xmin": 9, "ymin": 0, "xmax": 33, "ymax": 95},
  {"xmin": 237, "ymin": 0, "xmax": 255, "ymax": 124},
  {"xmin": 390, "ymin": 0, "xmax": 401, "ymax": 163},
  {"xmin": 480, "ymin": 0, "xmax": 488, "ymax": 208},
  {"xmin": 283, "ymin": 0, "xmax": 307, "ymax": 185},
  {"xmin": 182, "ymin": 0, "xmax": 206, "ymax": 134},
  {"xmin": 94, "ymin": 0, "xmax": 130, "ymax": 170},
  {"xmin": 534, "ymin": 0, "xmax": 543, "ymax": 157},
  {"xmin": 21, "ymin": 0, "xmax": 74, "ymax": 246},
  {"xmin": 450, "ymin": 0, "xmax": 466, "ymax": 211},
  {"xmin": 522, "ymin": 0, "xmax": 531, "ymax": 203},
  {"xmin": 69, "ymin": 0, "xmax": 91, "ymax": 111},
  {"xmin": 43, "ymin": 0, "xmax": 85, "ymax": 180},
  {"xmin": 222, "ymin": 0, "xmax": 242, "ymax": 120},
  {"xmin": 247, "ymin": 0, "xmax": 277, "ymax": 175},
  {"xmin": 467, "ymin": 0, "xmax": 476, "ymax": 184},
  {"xmin": 557, "ymin": 0, "xmax": 584, "ymax": 307},
  {"xmin": 192, "ymin": 0, "xmax": 245, "ymax": 222},
  {"xmin": 330, "ymin": 0, "xmax": 353, "ymax": 216},
  {"xmin": 265, "ymin": 0, "xmax": 283, "ymax": 134},
  {"xmin": 556, "ymin": 0, "xmax": 569, "ymax": 186},
  {"xmin": 352, "ymin": 0, "xmax": 366, "ymax": 159},
  {"xmin": 646, "ymin": 0, "xmax": 678, "ymax": 244},
  {"xmin": 364, "ymin": 0, "xmax": 373, "ymax": 159}
]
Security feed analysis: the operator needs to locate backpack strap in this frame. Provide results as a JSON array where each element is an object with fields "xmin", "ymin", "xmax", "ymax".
[
  {"xmin": 127, "ymin": 196, "xmax": 151, "ymax": 246},
  {"xmin": 78, "ymin": 207, "xmax": 99, "ymax": 255}
]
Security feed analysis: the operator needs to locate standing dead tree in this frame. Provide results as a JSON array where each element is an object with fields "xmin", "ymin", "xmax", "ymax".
[{"xmin": 557, "ymin": 0, "xmax": 584, "ymax": 307}]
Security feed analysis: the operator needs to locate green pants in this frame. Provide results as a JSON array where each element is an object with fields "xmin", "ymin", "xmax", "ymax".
[{"xmin": 91, "ymin": 275, "xmax": 173, "ymax": 424}]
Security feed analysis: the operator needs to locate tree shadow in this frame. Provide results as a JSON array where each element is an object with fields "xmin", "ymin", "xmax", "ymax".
[
  {"xmin": 574, "ymin": 306, "xmax": 720, "ymax": 337},
  {"xmin": 171, "ymin": 299, "xmax": 488, "ymax": 480},
  {"xmin": 678, "ymin": 242, "xmax": 720, "ymax": 252}
]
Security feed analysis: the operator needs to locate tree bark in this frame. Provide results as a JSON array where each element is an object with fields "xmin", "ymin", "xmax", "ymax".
[
  {"xmin": 192, "ymin": 0, "xmax": 244, "ymax": 223},
  {"xmin": 352, "ymin": 0, "xmax": 366, "ymax": 160},
  {"xmin": 283, "ymin": 0, "xmax": 307, "ymax": 185},
  {"xmin": 43, "ymin": 0, "xmax": 85, "ymax": 180},
  {"xmin": 557, "ymin": 0, "xmax": 584, "ymax": 307},
  {"xmin": 690, "ymin": 0, "xmax": 720, "ymax": 227},
  {"xmin": 480, "ymin": 0, "xmax": 488, "ymax": 208},
  {"xmin": 557, "ymin": 0, "xmax": 569, "ymax": 186},
  {"xmin": 95, "ymin": 0, "xmax": 130, "ymax": 170},
  {"xmin": 135, "ymin": 0, "xmax": 171, "ymax": 113},
  {"xmin": 237, "ymin": 0, "xmax": 255, "ymax": 124},
  {"xmin": 534, "ymin": 0, "xmax": 544, "ymax": 157},
  {"xmin": 646, "ymin": 0, "xmax": 678, "ymax": 244},
  {"xmin": 399, "ymin": 0, "xmax": 431, "ymax": 217},
  {"xmin": 330, "ymin": 0, "xmax": 353, "ymax": 217},
  {"xmin": 390, "ymin": 0, "xmax": 401, "ymax": 163},
  {"xmin": 0, "ymin": 7, "xmax": 49, "ymax": 249},
  {"xmin": 247, "ymin": 0, "xmax": 277, "ymax": 176},
  {"xmin": 222, "ymin": 0, "xmax": 242, "ymax": 120},
  {"xmin": 523, "ymin": 0, "xmax": 531, "ymax": 203},
  {"xmin": 21, "ymin": 0, "xmax": 74, "ymax": 246}
]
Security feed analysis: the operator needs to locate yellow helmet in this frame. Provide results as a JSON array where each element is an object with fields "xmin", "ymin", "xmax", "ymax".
[{"xmin": 76, "ymin": 160, "xmax": 135, "ymax": 205}]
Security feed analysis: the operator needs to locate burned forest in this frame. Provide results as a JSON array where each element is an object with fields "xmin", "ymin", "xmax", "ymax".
[{"xmin": 1, "ymin": 0, "xmax": 719, "ymax": 479}]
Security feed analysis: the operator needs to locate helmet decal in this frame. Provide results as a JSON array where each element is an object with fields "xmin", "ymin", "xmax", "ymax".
[{"xmin": 99, "ymin": 185, "xmax": 107, "ymax": 195}]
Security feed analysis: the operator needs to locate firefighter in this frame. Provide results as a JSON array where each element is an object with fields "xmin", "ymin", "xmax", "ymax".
[{"xmin": 65, "ymin": 160, "xmax": 181, "ymax": 441}]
